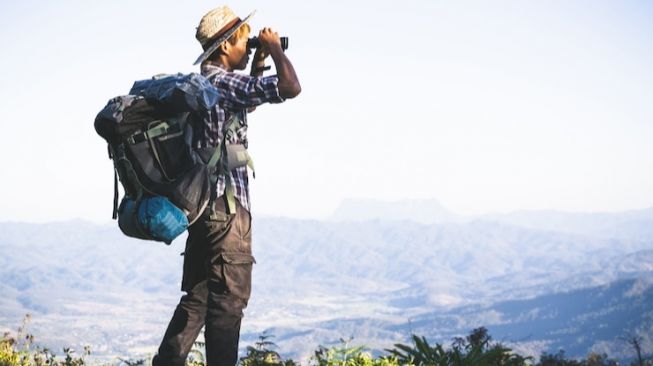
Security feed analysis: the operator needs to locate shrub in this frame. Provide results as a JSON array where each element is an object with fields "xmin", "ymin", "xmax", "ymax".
[
  {"xmin": 313, "ymin": 339, "xmax": 398, "ymax": 366},
  {"xmin": 0, "ymin": 315, "xmax": 90, "ymax": 366},
  {"xmin": 386, "ymin": 327, "xmax": 532, "ymax": 366},
  {"xmin": 238, "ymin": 333, "xmax": 296, "ymax": 366}
]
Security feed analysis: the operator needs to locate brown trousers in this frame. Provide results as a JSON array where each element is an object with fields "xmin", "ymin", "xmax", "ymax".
[{"xmin": 153, "ymin": 198, "xmax": 254, "ymax": 366}]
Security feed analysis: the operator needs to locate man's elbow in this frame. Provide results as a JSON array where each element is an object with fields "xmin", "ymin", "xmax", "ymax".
[{"xmin": 280, "ymin": 82, "xmax": 302, "ymax": 99}]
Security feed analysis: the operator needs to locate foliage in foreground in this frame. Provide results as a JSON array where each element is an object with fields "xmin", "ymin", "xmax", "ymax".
[
  {"xmin": 232, "ymin": 328, "xmax": 530, "ymax": 366},
  {"xmin": 386, "ymin": 327, "xmax": 530, "ymax": 366},
  {"xmin": 0, "ymin": 315, "xmax": 91, "ymax": 366},
  {"xmin": 2, "ymin": 316, "xmax": 652, "ymax": 366}
]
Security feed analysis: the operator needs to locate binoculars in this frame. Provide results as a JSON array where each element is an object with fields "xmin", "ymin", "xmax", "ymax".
[{"xmin": 247, "ymin": 36, "xmax": 289, "ymax": 51}]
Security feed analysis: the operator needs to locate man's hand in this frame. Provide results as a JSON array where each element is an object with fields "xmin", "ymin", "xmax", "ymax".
[
  {"xmin": 254, "ymin": 27, "xmax": 301, "ymax": 99},
  {"xmin": 249, "ymin": 28, "xmax": 277, "ymax": 77},
  {"xmin": 252, "ymin": 28, "xmax": 280, "ymax": 69},
  {"xmin": 257, "ymin": 27, "xmax": 282, "ymax": 52}
]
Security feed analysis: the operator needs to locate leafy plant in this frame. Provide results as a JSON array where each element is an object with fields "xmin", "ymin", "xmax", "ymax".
[
  {"xmin": 238, "ymin": 333, "xmax": 296, "ymax": 366},
  {"xmin": 186, "ymin": 336, "xmax": 206, "ymax": 366},
  {"xmin": 117, "ymin": 358, "xmax": 146, "ymax": 366},
  {"xmin": 312, "ymin": 338, "xmax": 398, "ymax": 366},
  {"xmin": 537, "ymin": 350, "xmax": 623, "ymax": 366},
  {"xmin": 0, "ymin": 315, "xmax": 91, "ymax": 366},
  {"xmin": 387, "ymin": 327, "xmax": 531, "ymax": 366},
  {"xmin": 1, "ymin": 314, "xmax": 37, "ymax": 366}
]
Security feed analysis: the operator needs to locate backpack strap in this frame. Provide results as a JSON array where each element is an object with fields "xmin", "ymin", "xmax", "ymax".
[
  {"xmin": 109, "ymin": 143, "xmax": 147, "ymax": 218},
  {"xmin": 126, "ymin": 121, "xmax": 181, "ymax": 145},
  {"xmin": 205, "ymin": 113, "xmax": 245, "ymax": 216},
  {"xmin": 108, "ymin": 145, "xmax": 119, "ymax": 219},
  {"xmin": 113, "ymin": 168, "xmax": 119, "ymax": 219}
]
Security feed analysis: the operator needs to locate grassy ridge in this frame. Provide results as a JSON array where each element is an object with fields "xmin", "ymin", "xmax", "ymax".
[{"xmin": 1, "ymin": 316, "xmax": 650, "ymax": 366}]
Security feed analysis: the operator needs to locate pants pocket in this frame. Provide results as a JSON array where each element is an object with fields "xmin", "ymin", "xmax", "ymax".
[
  {"xmin": 235, "ymin": 206, "xmax": 252, "ymax": 239},
  {"xmin": 203, "ymin": 208, "xmax": 233, "ymax": 242},
  {"xmin": 219, "ymin": 252, "xmax": 256, "ymax": 302}
]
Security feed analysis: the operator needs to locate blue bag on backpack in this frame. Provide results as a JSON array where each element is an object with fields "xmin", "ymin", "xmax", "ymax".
[
  {"xmin": 129, "ymin": 73, "xmax": 219, "ymax": 111},
  {"xmin": 118, "ymin": 196, "xmax": 189, "ymax": 244}
]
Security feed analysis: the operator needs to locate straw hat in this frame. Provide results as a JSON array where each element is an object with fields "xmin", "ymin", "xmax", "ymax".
[{"xmin": 194, "ymin": 6, "xmax": 255, "ymax": 65}]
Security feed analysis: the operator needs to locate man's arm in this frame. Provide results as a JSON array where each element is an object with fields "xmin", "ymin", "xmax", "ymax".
[
  {"xmin": 213, "ymin": 71, "xmax": 285, "ymax": 111},
  {"xmin": 257, "ymin": 27, "xmax": 301, "ymax": 99}
]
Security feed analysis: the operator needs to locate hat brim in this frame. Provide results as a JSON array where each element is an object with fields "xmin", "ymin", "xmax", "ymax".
[{"xmin": 193, "ymin": 10, "xmax": 256, "ymax": 65}]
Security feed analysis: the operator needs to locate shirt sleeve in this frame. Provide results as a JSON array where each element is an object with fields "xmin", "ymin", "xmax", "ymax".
[{"xmin": 214, "ymin": 72, "xmax": 285, "ymax": 110}]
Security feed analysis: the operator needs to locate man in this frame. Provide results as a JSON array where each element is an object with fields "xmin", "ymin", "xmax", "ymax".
[{"xmin": 152, "ymin": 6, "xmax": 300, "ymax": 366}]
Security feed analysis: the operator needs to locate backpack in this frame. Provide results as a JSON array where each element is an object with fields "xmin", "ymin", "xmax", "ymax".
[{"xmin": 95, "ymin": 73, "xmax": 250, "ymax": 244}]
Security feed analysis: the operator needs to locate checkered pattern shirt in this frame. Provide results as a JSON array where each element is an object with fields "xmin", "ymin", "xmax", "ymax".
[{"xmin": 195, "ymin": 63, "xmax": 285, "ymax": 212}]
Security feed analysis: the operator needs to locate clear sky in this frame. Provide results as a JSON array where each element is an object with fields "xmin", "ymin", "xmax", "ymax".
[{"xmin": 1, "ymin": 0, "xmax": 652, "ymax": 222}]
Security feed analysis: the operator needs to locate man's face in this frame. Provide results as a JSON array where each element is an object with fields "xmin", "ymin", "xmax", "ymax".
[{"xmin": 229, "ymin": 31, "xmax": 251, "ymax": 70}]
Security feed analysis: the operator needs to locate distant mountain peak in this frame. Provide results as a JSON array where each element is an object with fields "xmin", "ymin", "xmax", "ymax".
[{"xmin": 329, "ymin": 198, "xmax": 460, "ymax": 224}]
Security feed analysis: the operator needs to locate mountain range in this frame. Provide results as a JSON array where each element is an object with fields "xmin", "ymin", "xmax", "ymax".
[{"xmin": 1, "ymin": 200, "xmax": 652, "ymax": 363}]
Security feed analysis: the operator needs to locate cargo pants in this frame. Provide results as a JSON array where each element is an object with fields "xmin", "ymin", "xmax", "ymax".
[{"xmin": 153, "ymin": 198, "xmax": 254, "ymax": 366}]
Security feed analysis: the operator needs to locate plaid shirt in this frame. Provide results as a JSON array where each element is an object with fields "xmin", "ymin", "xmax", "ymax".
[{"xmin": 195, "ymin": 63, "xmax": 285, "ymax": 211}]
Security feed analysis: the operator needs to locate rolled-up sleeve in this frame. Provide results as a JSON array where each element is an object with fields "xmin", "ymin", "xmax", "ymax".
[{"xmin": 215, "ymin": 73, "xmax": 285, "ymax": 110}]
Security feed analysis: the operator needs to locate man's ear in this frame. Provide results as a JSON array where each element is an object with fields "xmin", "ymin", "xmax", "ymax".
[{"xmin": 219, "ymin": 41, "xmax": 230, "ymax": 55}]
